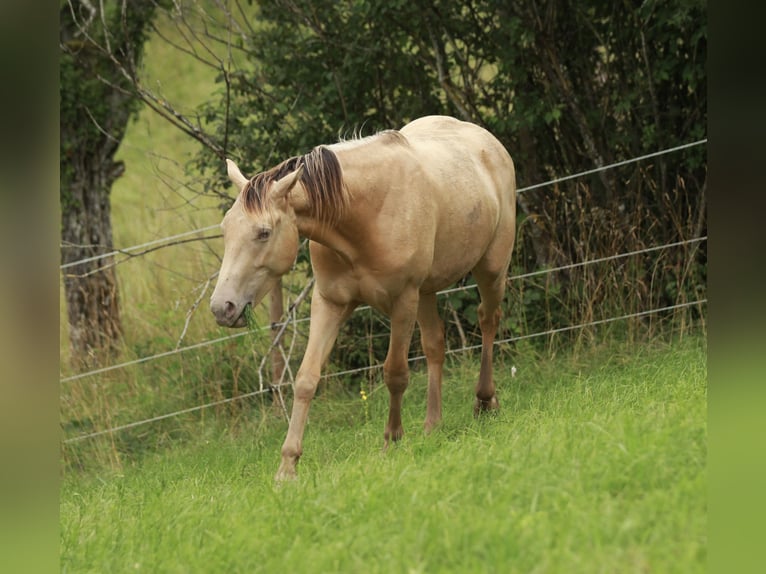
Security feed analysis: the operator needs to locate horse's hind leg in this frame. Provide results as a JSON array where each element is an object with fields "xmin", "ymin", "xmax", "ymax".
[
  {"xmin": 472, "ymin": 243, "xmax": 513, "ymax": 415},
  {"xmin": 472, "ymin": 270, "xmax": 503, "ymax": 414},
  {"xmin": 382, "ymin": 288, "xmax": 419, "ymax": 447},
  {"xmin": 417, "ymin": 292, "xmax": 445, "ymax": 432}
]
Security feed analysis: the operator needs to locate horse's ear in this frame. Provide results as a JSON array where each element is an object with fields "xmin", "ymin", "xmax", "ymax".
[
  {"xmin": 226, "ymin": 159, "xmax": 249, "ymax": 189},
  {"xmin": 271, "ymin": 165, "xmax": 304, "ymax": 201}
]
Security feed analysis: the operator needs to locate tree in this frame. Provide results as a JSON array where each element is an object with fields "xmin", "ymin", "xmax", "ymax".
[
  {"xmin": 190, "ymin": 0, "xmax": 705, "ymax": 363},
  {"xmin": 60, "ymin": 0, "xmax": 160, "ymax": 363},
  {"xmin": 195, "ymin": 0, "xmax": 705, "ymax": 245}
]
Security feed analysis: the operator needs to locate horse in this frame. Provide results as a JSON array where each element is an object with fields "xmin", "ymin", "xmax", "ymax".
[{"xmin": 210, "ymin": 115, "xmax": 516, "ymax": 480}]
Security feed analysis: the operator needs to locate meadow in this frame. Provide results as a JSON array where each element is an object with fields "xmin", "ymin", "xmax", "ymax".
[
  {"xmin": 59, "ymin": 12, "xmax": 707, "ymax": 573},
  {"xmin": 60, "ymin": 335, "xmax": 706, "ymax": 573}
]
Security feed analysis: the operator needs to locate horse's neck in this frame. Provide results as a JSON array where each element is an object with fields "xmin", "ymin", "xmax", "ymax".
[
  {"xmin": 292, "ymin": 202, "xmax": 358, "ymax": 265},
  {"xmin": 289, "ymin": 159, "xmax": 382, "ymax": 264}
]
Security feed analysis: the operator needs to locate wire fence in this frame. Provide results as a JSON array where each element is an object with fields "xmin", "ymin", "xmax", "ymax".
[
  {"xmin": 60, "ymin": 224, "xmax": 220, "ymax": 270},
  {"xmin": 63, "ymin": 297, "xmax": 705, "ymax": 444},
  {"xmin": 60, "ymin": 235, "xmax": 707, "ymax": 383},
  {"xmin": 60, "ymin": 139, "xmax": 708, "ymax": 444}
]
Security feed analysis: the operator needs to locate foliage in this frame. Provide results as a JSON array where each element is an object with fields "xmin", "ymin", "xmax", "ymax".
[
  {"xmin": 195, "ymin": 0, "xmax": 706, "ymax": 192},
  {"xmin": 189, "ymin": 0, "xmax": 706, "ymax": 372}
]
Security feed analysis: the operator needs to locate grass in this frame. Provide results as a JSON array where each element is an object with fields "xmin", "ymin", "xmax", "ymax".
[{"xmin": 60, "ymin": 335, "xmax": 706, "ymax": 573}]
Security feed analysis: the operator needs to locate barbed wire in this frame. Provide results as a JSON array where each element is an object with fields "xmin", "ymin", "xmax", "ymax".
[
  {"xmin": 60, "ymin": 235, "xmax": 707, "ymax": 383},
  {"xmin": 63, "ymin": 298, "xmax": 706, "ymax": 444},
  {"xmin": 58, "ymin": 139, "xmax": 707, "ymax": 271}
]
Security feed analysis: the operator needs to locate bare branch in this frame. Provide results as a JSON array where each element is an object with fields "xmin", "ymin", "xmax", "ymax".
[
  {"xmin": 187, "ymin": 4, "xmax": 231, "ymax": 65},
  {"xmin": 65, "ymin": 0, "xmax": 97, "ymax": 38},
  {"xmin": 426, "ymin": 23, "xmax": 472, "ymax": 122},
  {"xmin": 257, "ymin": 278, "xmax": 315, "ymax": 392},
  {"xmin": 81, "ymin": 105, "xmax": 117, "ymax": 146},
  {"xmin": 98, "ymin": 0, "xmax": 111, "ymax": 53},
  {"xmin": 135, "ymin": 83, "xmax": 227, "ymax": 157},
  {"xmin": 176, "ymin": 271, "xmax": 218, "ymax": 349},
  {"xmin": 62, "ymin": 234, "xmax": 223, "ymax": 279},
  {"xmin": 149, "ymin": 22, "xmax": 221, "ymax": 69},
  {"xmin": 231, "ymin": 0, "xmax": 256, "ymax": 40},
  {"xmin": 446, "ymin": 300, "xmax": 468, "ymax": 350}
]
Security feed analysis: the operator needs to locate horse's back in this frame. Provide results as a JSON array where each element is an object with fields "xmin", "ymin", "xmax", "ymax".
[
  {"xmin": 399, "ymin": 116, "xmax": 516, "ymax": 291},
  {"xmin": 400, "ymin": 115, "xmax": 515, "ymax": 224},
  {"xmin": 401, "ymin": 116, "xmax": 513, "ymax": 176},
  {"xmin": 316, "ymin": 116, "xmax": 515, "ymax": 302}
]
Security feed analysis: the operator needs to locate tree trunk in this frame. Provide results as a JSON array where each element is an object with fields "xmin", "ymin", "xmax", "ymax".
[
  {"xmin": 60, "ymin": 0, "xmax": 159, "ymax": 365},
  {"xmin": 60, "ymin": 157, "xmax": 124, "ymax": 364}
]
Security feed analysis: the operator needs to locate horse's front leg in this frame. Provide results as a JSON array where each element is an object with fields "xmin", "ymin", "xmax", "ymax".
[
  {"xmin": 276, "ymin": 292, "xmax": 355, "ymax": 481},
  {"xmin": 383, "ymin": 289, "xmax": 419, "ymax": 447}
]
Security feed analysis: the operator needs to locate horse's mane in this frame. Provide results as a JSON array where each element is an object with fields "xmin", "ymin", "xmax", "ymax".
[{"xmin": 242, "ymin": 145, "xmax": 348, "ymax": 225}]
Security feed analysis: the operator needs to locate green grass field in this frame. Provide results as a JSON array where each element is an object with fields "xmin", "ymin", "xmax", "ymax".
[{"xmin": 60, "ymin": 335, "xmax": 706, "ymax": 573}]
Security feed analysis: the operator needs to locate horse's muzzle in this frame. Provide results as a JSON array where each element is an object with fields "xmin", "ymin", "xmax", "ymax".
[{"xmin": 210, "ymin": 298, "xmax": 248, "ymax": 327}]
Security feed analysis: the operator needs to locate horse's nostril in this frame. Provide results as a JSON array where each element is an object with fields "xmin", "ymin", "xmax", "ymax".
[{"xmin": 224, "ymin": 301, "xmax": 235, "ymax": 317}]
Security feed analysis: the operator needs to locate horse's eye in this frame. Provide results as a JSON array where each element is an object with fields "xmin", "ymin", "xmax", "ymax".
[{"xmin": 256, "ymin": 228, "xmax": 272, "ymax": 241}]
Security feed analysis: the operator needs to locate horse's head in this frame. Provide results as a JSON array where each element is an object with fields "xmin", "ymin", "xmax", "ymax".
[{"xmin": 210, "ymin": 159, "xmax": 303, "ymax": 327}]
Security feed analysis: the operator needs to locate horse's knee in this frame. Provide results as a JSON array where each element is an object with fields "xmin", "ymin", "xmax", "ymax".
[
  {"xmin": 383, "ymin": 363, "xmax": 409, "ymax": 394},
  {"xmin": 293, "ymin": 371, "xmax": 319, "ymax": 402},
  {"xmin": 478, "ymin": 303, "xmax": 501, "ymax": 332}
]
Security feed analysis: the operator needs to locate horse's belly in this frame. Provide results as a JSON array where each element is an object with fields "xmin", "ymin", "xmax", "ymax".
[
  {"xmin": 422, "ymin": 251, "xmax": 482, "ymax": 293},
  {"xmin": 421, "ymin": 195, "xmax": 498, "ymax": 291}
]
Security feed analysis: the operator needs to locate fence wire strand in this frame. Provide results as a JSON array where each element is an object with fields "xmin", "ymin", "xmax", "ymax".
[
  {"xmin": 515, "ymin": 139, "xmax": 706, "ymax": 193},
  {"xmin": 63, "ymin": 382, "xmax": 295, "ymax": 443},
  {"xmin": 60, "ymin": 224, "xmax": 220, "ymax": 270}
]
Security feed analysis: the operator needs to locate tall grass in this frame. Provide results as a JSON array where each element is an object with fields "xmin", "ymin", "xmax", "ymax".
[{"xmin": 61, "ymin": 335, "xmax": 706, "ymax": 573}]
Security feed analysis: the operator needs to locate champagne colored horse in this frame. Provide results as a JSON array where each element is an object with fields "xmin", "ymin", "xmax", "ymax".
[{"xmin": 210, "ymin": 116, "xmax": 516, "ymax": 480}]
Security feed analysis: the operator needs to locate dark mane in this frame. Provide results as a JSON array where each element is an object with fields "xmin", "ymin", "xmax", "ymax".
[{"xmin": 242, "ymin": 146, "xmax": 347, "ymax": 224}]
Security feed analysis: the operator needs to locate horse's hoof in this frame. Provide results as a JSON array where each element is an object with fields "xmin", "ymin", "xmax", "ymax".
[
  {"xmin": 275, "ymin": 463, "xmax": 298, "ymax": 483},
  {"xmin": 474, "ymin": 395, "xmax": 500, "ymax": 416},
  {"xmin": 382, "ymin": 426, "xmax": 404, "ymax": 451},
  {"xmin": 423, "ymin": 417, "xmax": 441, "ymax": 434}
]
